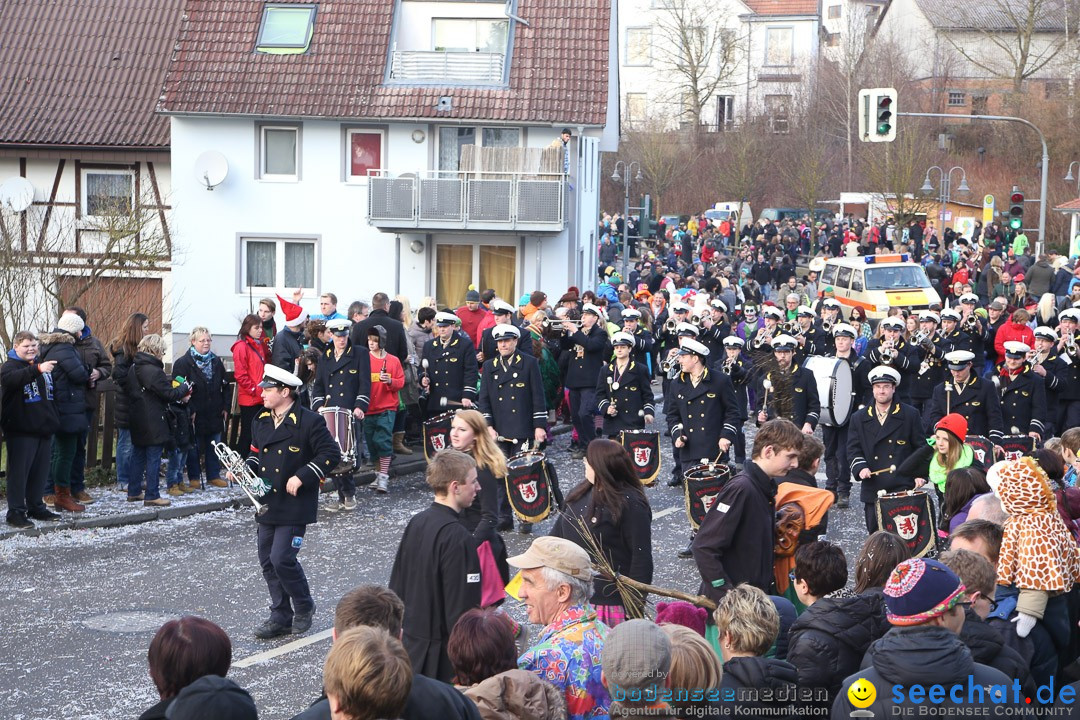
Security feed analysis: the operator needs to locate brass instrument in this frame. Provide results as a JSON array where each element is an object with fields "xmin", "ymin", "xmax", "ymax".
[
  {"xmin": 541, "ymin": 317, "xmax": 585, "ymax": 329},
  {"xmin": 212, "ymin": 442, "xmax": 271, "ymax": 516},
  {"xmin": 722, "ymin": 357, "xmax": 735, "ymax": 374},
  {"xmin": 880, "ymin": 340, "xmax": 897, "ymax": 364},
  {"xmin": 689, "ymin": 313, "xmax": 702, "ymax": 326},
  {"xmin": 664, "ymin": 318, "xmax": 679, "ymax": 333},
  {"xmin": 822, "ymin": 320, "xmax": 834, "ymax": 334},
  {"xmin": 962, "ymin": 314, "xmax": 979, "ymax": 333},
  {"xmin": 660, "ymin": 356, "xmax": 678, "ymax": 373},
  {"xmin": 751, "ymin": 330, "xmax": 771, "ymax": 349},
  {"xmin": 1066, "ymin": 333, "xmax": 1078, "ymax": 357}
]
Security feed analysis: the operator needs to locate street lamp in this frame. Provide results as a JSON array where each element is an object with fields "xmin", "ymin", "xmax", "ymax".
[
  {"xmin": 611, "ymin": 160, "xmax": 642, "ymax": 280},
  {"xmin": 921, "ymin": 165, "xmax": 969, "ymax": 236},
  {"xmin": 1064, "ymin": 161, "xmax": 1080, "ymax": 196}
]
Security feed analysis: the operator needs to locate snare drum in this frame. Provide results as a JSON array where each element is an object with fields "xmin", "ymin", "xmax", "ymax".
[
  {"xmin": 422, "ymin": 411, "xmax": 457, "ymax": 462},
  {"xmin": 802, "ymin": 355, "xmax": 853, "ymax": 426},
  {"xmin": 322, "ymin": 406, "xmax": 355, "ymax": 472},
  {"xmin": 506, "ymin": 450, "xmax": 553, "ymax": 523},
  {"xmin": 683, "ymin": 462, "xmax": 734, "ymax": 531}
]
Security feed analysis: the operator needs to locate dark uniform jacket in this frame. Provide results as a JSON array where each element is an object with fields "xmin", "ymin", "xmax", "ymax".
[
  {"xmin": 963, "ymin": 317, "xmax": 990, "ymax": 368},
  {"xmin": 665, "ymin": 368, "xmax": 740, "ymax": 461},
  {"xmin": 1031, "ymin": 351, "xmax": 1061, "ymax": 433},
  {"xmin": 993, "ymin": 365, "xmax": 1047, "ymax": 437},
  {"xmin": 562, "ymin": 325, "xmax": 611, "ymax": 389},
  {"xmin": 1, "ymin": 354, "xmax": 60, "ymax": 437},
  {"xmin": 698, "ymin": 321, "xmax": 730, "ymax": 359},
  {"xmin": 271, "ymin": 326, "xmax": 304, "ymax": 373},
  {"xmin": 926, "ymin": 375, "xmax": 1005, "ymax": 442},
  {"xmin": 595, "ymin": 359, "xmax": 654, "ymax": 435},
  {"xmin": 245, "ymin": 403, "xmax": 340, "ymax": 526},
  {"xmin": 690, "ymin": 462, "xmax": 777, "ymax": 603},
  {"xmin": 479, "ymin": 325, "xmax": 524, "ymax": 363},
  {"xmin": 711, "ymin": 355, "xmax": 750, "ymax": 421},
  {"xmin": 939, "ymin": 327, "xmax": 973, "ymax": 355},
  {"xmin": 907, "ymin": 333, "xmax": 948, "ymax": 402},
  {"xmin": 628, "ymin": 326, "xmax": 655, "ymax": 368},
  {"xmin": 477, "ymin": 351, "xmax": 546, "ymax": 441},
  {"xmin": 311, "ymin": 343, "xmax": 371, "ymax": 413},
  {"xmin": 389, "ymin": 502, "xmax": 482, "ymax": 683},
  {"xmin": 865, "ymin": 338, "xmax": 918, "ymax": 400},
  {"xmin": 422, "ymin": 331, "xmax": 479, "ymax": 411},
  {"xmin": 755, "ymin": 363, "xmax": 821, "ymax": 430},
  {"xmin": 847, "ymin": 401, "xmax": 925, "ymax": 504}
]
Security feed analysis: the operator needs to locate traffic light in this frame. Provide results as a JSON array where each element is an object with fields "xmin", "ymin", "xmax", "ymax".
[
  {"xmin": 858, "ymin": 87, "xmax": 897, "ymax": 143},
  {"xmin": 1009, "ymin": 187, "xmax": 1024, "ymax": 230},
  {"xmin": 642, "ymin": 194, "xmax": 659, "ymax": 238}
]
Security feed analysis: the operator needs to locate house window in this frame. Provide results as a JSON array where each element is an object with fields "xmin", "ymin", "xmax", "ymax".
[
  {"xmin": 626, "ymin": 93, "xmax": 648, "ymax": 125},
  {"xmin": 626, "ymin": 27, "xmax": 651, "ymax": 65},
  {"xmin": 948, "ymin": 91, "xmax": 966, "ymax": 107},
  {"xmin": 765, "ymin": 94, "xmax": 791, "ymax": 134},
  {"xmin": 256, "ymin": 4, "xmax": 316, "ymax": 54},
  {"xmin": 764, "ymin": 27, "xmax": 793, "ymax": 66},
  {"xmin": 82, "ymin": 168, "xmax": 134, "ymax": 217},
  {"xmin": 434, "ymin": 242, "xmax": 517, "ymax": 309},
  {"xmin": 437, "ymin": 126, "xmax": 521, "ymax": 173},
  {"xmin": 827, "ymin": 4, "xmax": 841, "ymax": 19},
  {"xmin": 432, "ymin": 18, "xmax": 508, "ymax": 53},
  {"xmin": 346, "ymin": 129, "xmax": 384, "ymax": 181},
  {"xmin": 824, "ymin": 32, "xmax": 840, "ymax": 47},
  {"xmin": 717, "ymin": 95, "xmax": 735, "ymax": 129},
  {"xmin": 242, "ymin": 237, "xmax": 316, "ymax": 292},
  {"xmin": 259, "ymin": 125, "xmax": 300, "ymax": 180}
]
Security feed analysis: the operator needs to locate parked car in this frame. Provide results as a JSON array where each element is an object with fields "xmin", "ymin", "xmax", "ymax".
[
  {"xmin": 759, "ymin": 207, "xmax": 833, "ymax": 223},
  {"xmin": 704, "ymin": 201, "xmax": 753, "ymax": 228}
]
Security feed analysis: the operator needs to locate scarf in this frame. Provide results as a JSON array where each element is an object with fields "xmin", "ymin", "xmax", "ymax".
[
  {"xmin": 189, "ymin": 346, "xmax": 216, "ymax": 381},
  {"xmin": 929, "ymin": 441, "xmax": 973, "ymax": 493}
]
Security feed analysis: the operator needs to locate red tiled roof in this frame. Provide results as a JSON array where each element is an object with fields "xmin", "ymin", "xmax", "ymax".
[
  {"xmin": 0, "ymin": 0, "xmax": 185, "ymax": 149},
  {"xmin": 160, "ymin": 0, "xmax": 610, "ymax": 125},
  {"xmin": 1055, "ymin": 198, "xmax": 1080, "ymax": 211},
  {"xmin": 742, "ymin": 0, "xmax": 820, "ymax": 15}
]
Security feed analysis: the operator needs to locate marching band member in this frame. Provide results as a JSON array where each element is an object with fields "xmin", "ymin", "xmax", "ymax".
[
  {"xmin": 906, "ymin": 311, "xmax": 947, "ymax": 420},
  {"xmin": 420, "ymin": 312, "xmax": 478, "ymax": 418},
  {"xmin": 1030, "ymin": 326, "xmax": 1062, "ymax": 437},
  {"xmin": 937, "ymin": 308, "xmax": 972, "ymax": 355},
  {"xmin": 477, "ymin": 323, "xmax": 548, "ymax": 533},
  {"xmin": 665, "ymin": 323, "xmax": 702, "ymax": 488},
  {"xmin": 562, "ymin": 303, "xmax": 611, "ymax": 460},
  {"xmin": 665, "ymin": 339, "xmax": 740, "ymax": 469},
  {"xmin": 958, "ymin": 293, "xmax": 989, "ymax": 369},
  {"xmin": 698, "ymin": 298, "xmax": 732, "ymax": 358},
  {"xmin": 793, "ymin": 305, "xmax": 824, "ymax": 360},
  {"xmin": 755, "ymin": 334, "xmax": 820, "ymax": 434},
  {"xmin": 241, "ymin": 364, "xmax": 340, "ymax": 640},
  {"xmin": 925, "ymin": 350, "xmax": 1005, "ymax": 447},
  {"xmin": 822, "ymin": 323, "xmax": 870, "ymax": 509},
  {"xmin": 656, "ymin": 301, "xmax": 690, "ymax": 390},
  {"xmin": 865, "ymin": 316, "xmax": 916, "ymax": 400},
  {"xmin": 620, "ymin": 307, "xmax": 654, "ymax": 369},
  {"xmin": 477, "ymin": 299, "xmax": 521, "ymax": 364},
  {"xmin": 846, "ymin": 366, "xmax": 925, "ymax": 533},
  {"xmin": 818, "ymin": 298, "xmax": 843, "ymax": 335},
  {"xmin": 595, "ymin": 331, "xmax": 654, "ymax": 438},
  {"xmin": 809, "ymin": 304, "xmax": 836, "ymax": 357},
  {"xmin": 995, "ymin": 341, "xmax": 1047, "ymax": 443},
  {"xmin": 1055, "ymin": 308, "xmax": 1080, "ymax": 432},
  {"xmin": 714, "ymin": 336, "xmax": 750, "ymax": 464},
  {"xmin": 310, "ymin": 318, "xmax": 371, "ymax": 511}
]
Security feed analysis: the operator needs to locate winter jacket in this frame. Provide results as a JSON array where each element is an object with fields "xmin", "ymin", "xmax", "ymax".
[
  {"xmin": 957, "ymin": 608, "xmax": 1035, "ymax": 699},
  {"xmin": 720, "ymin": 656, "xmax": 799, "ymax": 719},
  {"xmin": 786, "ymin": 592, "xmax": 891, "ymax": 706},
  {"xmin": 290, "ymin": 673, "xmax": 483, "ymax": 720},
  {"xmin": 463, "ymin": 669, "xmax": 567, "ymax": 720},
  {"xmin": 126, "ymin": 352, "xmax": 190, "ymax": 448},
  {"xmin": 1026, "ymin": 259, "xmax": 1055, "ymax": 297},
  {"xmin": 172, "ymin": 349, "xmax": 229, "ymax": 436},
  {"xmin": 37, "ymin": 331, "xmax": 90, "ymax": 434},
  {"xmin": 231, "ymin": 337, "xmax": 266, "ymax": 408},
  {"xmin": 73, "ymin": 327, "xmax": 112, "ymax": 412},
  {"xmin": 367, "ymin": 351, "xmax": 404, "ymax": 415},
  {"xmin": 994, "ymin": 321, "xmax": 1036, "ymax": 362},
  {"xmin": 455, "ymin": 305, "xmax": 489, "ymax": 347},
  {"xmin": 110, "ymin": 348, "xmax": 134, "ymax": 428},
  {"xmin": 407, "ymin": 323, "xmax": 432, "ymax": 365},
  {"xmin": 831, "ymin": 626, "xmax": 1021, "ymax": 717},
  {"xmin": 1, "ymin": 353, "xmax": 60, "ymax": 437}
]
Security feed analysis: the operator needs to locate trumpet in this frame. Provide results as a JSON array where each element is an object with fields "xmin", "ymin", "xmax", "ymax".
[
  {"xmin": 661, "ymin": 356, "xmax": 678, "ymax": 373},
  {"xmin": 880, "ymin": 340, "xmax": 897, "ymax": 364},
  {"xmin": 962, "ymin": 314, "xmax": 979, "ymax": 333},
  {"xmin": 541, "ymin": 317, "xmax": 585, "ymax": 329},
  {"xmin": 664, "ymin": 318, "xmax": 679, "ymax": 333},
  {"xmin": 752, "ymin": 330, "xmax": 771, "ymax": 349},
  {"xmin": 1065, "ymin": 333, "xmax": 1078, "ymax": 357},
  {"xmin": 722, "ymin": 357, "xmax": 735, "ymax": 374},
  {"xmin": 212, "ymin": 442, "xmax": 271, "ymax": 516},
  {"xmin": 822, "ymin": 320, "xmax": 834, "ymax": 334}
]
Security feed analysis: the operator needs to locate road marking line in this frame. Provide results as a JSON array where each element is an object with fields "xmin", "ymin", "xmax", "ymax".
[
  {"xmin": 233, "ymin": 628, "xmax": 333, "ymax": 668},
  {"xmin": 653, "ymin": 505, "xmax": 680, "ymax": 520}
]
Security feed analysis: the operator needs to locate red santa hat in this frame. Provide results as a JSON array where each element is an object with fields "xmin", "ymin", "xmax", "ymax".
[{"xmin": 277, "ymin": 294, "xmax": 308, "ymax": 328}]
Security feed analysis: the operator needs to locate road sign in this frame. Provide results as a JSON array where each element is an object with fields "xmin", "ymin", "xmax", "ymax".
[{"xmin": 983, "ymin": 194, "xmax": 995, "ymax": 224}]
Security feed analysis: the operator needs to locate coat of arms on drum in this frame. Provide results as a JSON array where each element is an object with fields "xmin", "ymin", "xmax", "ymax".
[
  {"xmin": 634, "ymin": 447, "xmax": 652, "ymax": 467},
  {"xmin": 430, "ymin": 433, "xmax": 446, "ymax": 451},
  {"xmin": 892, "ymin": 513, "xmax": 919, "ymax": 541},
  {"xmin": 519, "ymin": 481, "xmax": 538, "ymax": 502}
]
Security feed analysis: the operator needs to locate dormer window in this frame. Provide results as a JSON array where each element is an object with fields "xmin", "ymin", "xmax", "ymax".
[
  {"xmin": 256, "ymin": 4, "xmax": 317, "ymax": 55},
  {"xmin": 432, "ymin": 19, "xmax": 508, "ymax": 53}
]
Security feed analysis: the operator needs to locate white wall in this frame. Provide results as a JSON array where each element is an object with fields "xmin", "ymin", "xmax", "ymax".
[{"xmin": 395, "ymin": 0, "xmax": 508, "ymax": 51}]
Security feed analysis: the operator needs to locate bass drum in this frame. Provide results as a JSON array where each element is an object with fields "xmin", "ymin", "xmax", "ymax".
[{"xmin": 802, "ymin": 355, "xmax": 853, "ymax": 427}]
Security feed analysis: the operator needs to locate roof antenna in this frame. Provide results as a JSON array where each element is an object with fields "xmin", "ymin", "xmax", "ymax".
[{"xmin": 504, "ymin": 0, "xmax": 530, "ymax": 27}]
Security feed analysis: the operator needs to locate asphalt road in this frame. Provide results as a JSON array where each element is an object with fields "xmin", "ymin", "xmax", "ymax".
[{"xmin": 0, "ymin": 414, "xmax": 873, "ymax": 720}]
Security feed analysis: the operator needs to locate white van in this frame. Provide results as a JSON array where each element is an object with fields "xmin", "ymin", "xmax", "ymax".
[
  {"xmin": 821, "ymin": 254, "xmax": 941, "ymax": 321},
  {"xmin": 704, "ymin": 201, "xmax": 753, "ymax": 228}
]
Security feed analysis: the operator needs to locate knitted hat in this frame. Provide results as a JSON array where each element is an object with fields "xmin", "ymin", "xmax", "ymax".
[
  {"xmin": 883, "ymin": 558, "xmax": 966, "ymax": 626},
  {"xmin": 56, "ymin": 314, "xmax": 85, "ymax": 336},
  {"xmin": 655, "ymin": 601, "xmax": 708, "ymax": 637},
  {"xmin": 935, "ymin": 413, "xmax": 968, "ymax": 443},
  {"xmin": 465, "ymin": 287, "xmax": 481, "ymax": 303}
]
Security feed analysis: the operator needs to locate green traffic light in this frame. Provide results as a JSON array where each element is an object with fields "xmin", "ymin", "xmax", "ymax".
[
  {"xmin": 877, "ymin": 122, "xmax": 891, "ymax": 134},
  {"xmin": 1009, "ymin": 217, "xmax": 1023, "ymax": 230}
]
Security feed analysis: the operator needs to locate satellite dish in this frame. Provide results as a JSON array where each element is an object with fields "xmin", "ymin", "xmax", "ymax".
[
  {"xmin": 194, "ymin": 151, "xmax": 229, "ymax": 191},
  {"xmin": 0, "ymin": 176, "xmax": 35, "ymax": 212}
]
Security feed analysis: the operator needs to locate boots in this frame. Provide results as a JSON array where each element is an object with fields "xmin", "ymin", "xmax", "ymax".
[
  {"xmin": 392, "ymin": 432, "xmax": 413, "ymax": 456},
  {"xmin": 54, "ymin": 487, "xmax": 86, "ymax": 513}
]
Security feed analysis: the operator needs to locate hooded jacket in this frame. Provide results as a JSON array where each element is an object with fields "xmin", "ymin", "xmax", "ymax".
[
  {"xmin": 786, "ymin": 592, "xmax": 891, "ymax": 705},
  {"xmin": 37, "ymin": 331, "xmax": 90, "ymax": 434},
  {"xmin": 957, "ymin": 608, "xmax": 1036, "ymax": 699},
  {"xmin": 1, "ymin": 352, "xmax": 60, "ymax": 437},
  {"xmin": 720, "ymin": 656, "xmax": 799, "ymax": 719},
  {"xmin": 463, "ymin": 669, "xmax": 567, "ymax": 720},
  {"xmin": 831, "ymin": 626, "xmax": 1020, "ymax": 718}
]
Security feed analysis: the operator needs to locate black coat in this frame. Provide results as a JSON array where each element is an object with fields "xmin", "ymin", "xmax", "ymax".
[
  {"xmin": 37, "ymin": 331, "xmax": 89, "ymax": 434},
  {"xmin": 720, "ymin": 656, "xmax": 799, "ymax": 719},
  {"xmin": 126, "ymin": 352, "xmax": 190, "ymax": 447},
  {"xmin": 422, "ymin": 332, "xmax": 479, "ymax": 410},
  {"xmin": 865, "ymin": 338, "xmax": 918, "ymax": 400},
  {"xmin": 271, "ymin": 326, "xmax": 304, "ymax": 373},
  {"xmin": 1, "ymin": 355, "xmax": 60, "ymax": 437},
  {"xmin": 594, "ymin": 359, "xmax": 654, "ymax": 435},
  {"xmin": 907, "ymin": 333, "xmax": 948, "ymax": 401},
  {"xmin": 755, "ymin": 363, "xmax": 821, "ymax": 430},
  {"xmin": 665, "ymin": 367, "xmax": 740, "ymax": 461},
  {"xmin": 925, "ymin": 375, "xmax": 1005, "ymax": 442},
  {"xmin": 957, "ymin": 608, "xmax": 1036, "ymax": 699},
  {"xmin": 847, "ymin": 401, "xmax": 926, "ymax": 503},
  {"xmin": 562, "ymin": 324, "xmax": 611, "ymax": 389},
  {"xmin": 459, "ymin": 465, "xmax": 508, "ymax": 585},
  {"xmin": 73, "ymin": 330, "xmax": 112, "ymax": 412},
  {"xmin": 351, "ymin": 310, "xmax": 410, "ymax": 366},
  {"xmin": 691, "ymin": 462, "xmax": 776, "ymax": 603},
  {"xmin": 246, "ymin": 402, "xmax": 340, "ymax": 526},
  {"xmin": 993, "ymin": 366, "xmax": 1047, "ymax": 436},
  {"xmin": 476, "ymin": 350, "xmax": 545, "ymax": 441},
  {"xmin": 172, "ymin": 351, "xmax": 230, "ymax": 436},
  {"xmin": 110, "ymin": 349, "xmax": 133, "ymax": 429},
  {"xmin": 550, "ymin": 486, "xmax": 653, "ymax": 610},
  {"xmin": 311, "ymin": 343, "xmax": 372, "ymax": 413},
  {"xmin": 289, "ymin": 674, "xmax": 482, "ymax": 720},
  {"xmin": 786, "ymin": 592, "xmax": 891, "ymax": 706},
  {"xmin": 389, "ymin": 502, "xmax": 481, "ymax": 683}
]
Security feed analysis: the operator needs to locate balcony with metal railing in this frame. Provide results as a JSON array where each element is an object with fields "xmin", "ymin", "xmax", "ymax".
[
  {"xmin": 389, "ymin": 51, "xmax": 505, "ymax": 85},
  {"xmin": 367, "ymin": 170, "xmax": 565, "ymax": 232}
]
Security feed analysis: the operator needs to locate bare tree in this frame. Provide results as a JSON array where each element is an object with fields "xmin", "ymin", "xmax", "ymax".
[
  {"xmin": 860, "ymin": 120, "xmax": 940, "ymax": 226},
  {"xmin": 618, "ymin": 116, "xmax": 697, "ymax": 215}
]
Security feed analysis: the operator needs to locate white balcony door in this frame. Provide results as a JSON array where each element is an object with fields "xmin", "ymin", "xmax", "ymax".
[{"xmin": 434, "ymin": 241, "xmax": 518, "ymax": 310}]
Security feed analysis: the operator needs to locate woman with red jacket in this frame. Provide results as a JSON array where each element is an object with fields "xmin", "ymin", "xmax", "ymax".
[
  {"xmin": 994, "ymin": 309, "xmax": 1035, "ymax": 360},
  {"xmin": 231, "ymin": 314, "xmax": 267, "ymax": 457}
]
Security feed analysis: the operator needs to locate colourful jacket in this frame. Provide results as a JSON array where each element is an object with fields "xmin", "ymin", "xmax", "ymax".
[{"xmin": 519, "ymin": 605, "xmax": 611, "ymax": 720}]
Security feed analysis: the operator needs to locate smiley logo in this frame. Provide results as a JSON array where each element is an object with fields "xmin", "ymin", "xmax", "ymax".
[{"xmin": 848, "ymin": 678, "xmax": 876, "ymax": 709}]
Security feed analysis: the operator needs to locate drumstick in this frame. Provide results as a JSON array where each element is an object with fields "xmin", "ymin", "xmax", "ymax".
[
  {"xmin": 868, "ymin": 464, "xmax": 896, "ymax": 477},
  {"xmin": 439, "ymin": 397, "xmax": 464, "ymax": 408}
]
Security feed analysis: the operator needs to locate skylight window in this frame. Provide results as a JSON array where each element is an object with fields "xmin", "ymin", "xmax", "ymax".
[{"xmin": 256, "ymin": 4, "xmax": 317, "ymax": 55}]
